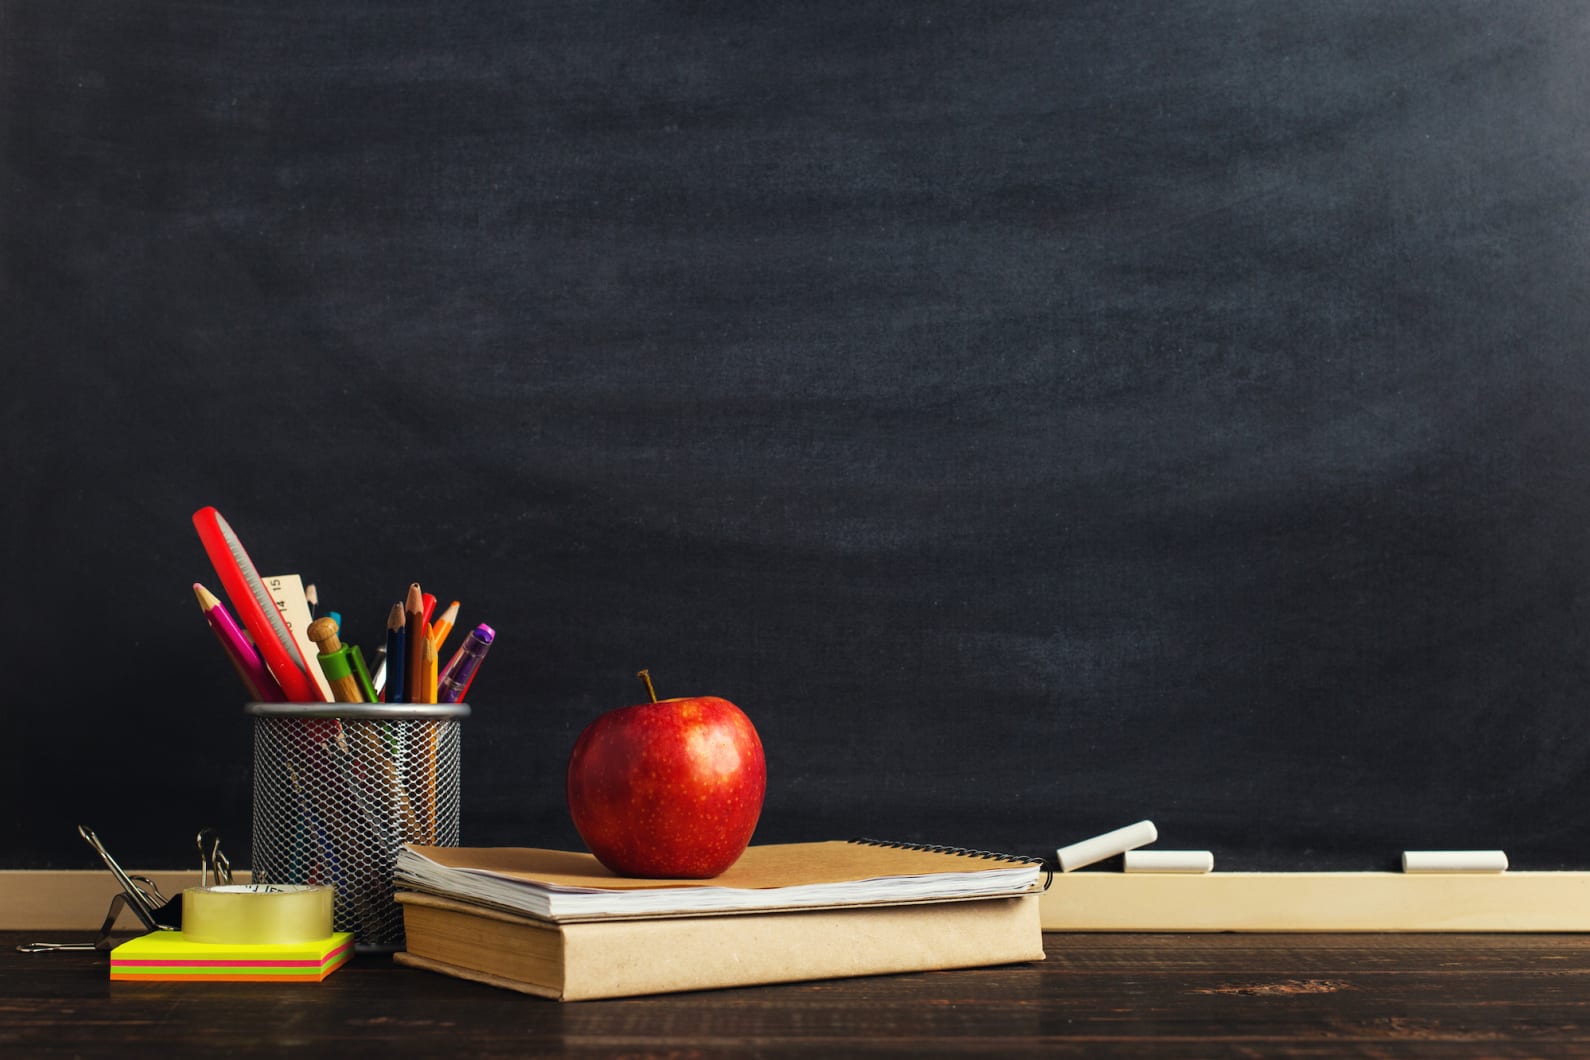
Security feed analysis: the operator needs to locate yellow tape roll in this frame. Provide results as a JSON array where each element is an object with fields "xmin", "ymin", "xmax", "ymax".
[{"xmin": 181, "ymin": 884, "xmax": 334, "ymax": 944}]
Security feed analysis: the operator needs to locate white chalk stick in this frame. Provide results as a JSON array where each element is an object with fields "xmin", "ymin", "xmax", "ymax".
[
  {"xmin": 1402, "ymin": 850, "xmax": 1508, "ymax": 874},
  {"xmin": 1056, "ymin": 820, "xmax": 1158, "ymax": 872},
  {"xmin": 1123, "ymin": 849, "xmax": 1214, "ymax": 874}
]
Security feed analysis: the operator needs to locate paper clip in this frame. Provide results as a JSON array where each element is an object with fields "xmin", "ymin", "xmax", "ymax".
[{"xmin": 17, "ymin": 825, "xmax": 184, "ymax": 953}]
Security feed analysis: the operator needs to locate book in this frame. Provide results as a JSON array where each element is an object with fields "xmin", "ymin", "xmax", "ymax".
[
  {"xmin": 394, "ymin": 890, "xmax": 1044, "ymax": 1000},
  {"xmin": 393, "ymin": 839, "xmax": 1047, "ymax": 921},
  {"xmin": 1040, "ymin": 871, "xmax": 1590, "ymax": 931},
  {"xmin": 108, "ymin": 930, "xmax": 354, "ymax": 982}
]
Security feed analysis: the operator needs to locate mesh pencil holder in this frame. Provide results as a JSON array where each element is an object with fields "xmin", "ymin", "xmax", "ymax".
[{"xmin": 246, "ymin": 702, "xmax": 469, "ymax": 952}]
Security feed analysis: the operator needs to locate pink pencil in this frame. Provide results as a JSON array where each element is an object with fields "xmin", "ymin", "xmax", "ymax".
[{"xmin": 193, "ymin": 582, "xmax": 284, "ymax": 701}]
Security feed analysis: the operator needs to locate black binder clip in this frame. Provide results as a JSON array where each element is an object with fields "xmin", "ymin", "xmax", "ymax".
[{"xmin": 17, "ymin": 825, "xmax": 185, "ymax": 953}]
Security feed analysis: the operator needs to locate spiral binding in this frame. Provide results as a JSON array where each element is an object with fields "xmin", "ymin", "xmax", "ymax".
[{"xmin": 848, "ymin": 837, "xmax": 1047, "ymax": 867}]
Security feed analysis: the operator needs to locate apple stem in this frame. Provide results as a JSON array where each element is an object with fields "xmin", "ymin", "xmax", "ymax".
[{"xmin": 636, "ymin": 669, "xmax": 658, "ymax": 702}]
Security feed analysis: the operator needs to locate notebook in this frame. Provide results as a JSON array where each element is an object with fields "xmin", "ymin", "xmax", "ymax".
[{"xmin": 394, "ymin": 838, "xmax": 1048, "ymax": 922}]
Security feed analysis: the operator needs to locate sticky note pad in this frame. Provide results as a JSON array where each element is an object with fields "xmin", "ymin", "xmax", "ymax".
[{"xmin": 110, "ymin": 930, "xmax": 353, "ymax": 982}]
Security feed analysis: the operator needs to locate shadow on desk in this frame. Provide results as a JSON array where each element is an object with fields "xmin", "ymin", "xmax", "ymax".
[{"xmin": 6, "ymin": 932, "xmax": 1590, "ymax": 1057}]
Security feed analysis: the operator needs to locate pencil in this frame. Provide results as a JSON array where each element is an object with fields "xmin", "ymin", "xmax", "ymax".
[
  {"xmin": 420, "ymin": 634, "xmax": 440, "ymax": 837},
  {"xmin": 193, "ymin": 582, "xmax": 283, "ymax": 702},
  {"xmin": 430, "ymin": 600, "xmax": 459, "ymax": 655},
  {"xmin": 405, "ymin": 583, "xmax": 426, "ymax": 705},
  {"xmin": 420, "ymin": 634, "xmax": 439, "ymax": 705},
  {"xmin": 383, "ymin": 602, "xmax": 406, "ymax": 703}
]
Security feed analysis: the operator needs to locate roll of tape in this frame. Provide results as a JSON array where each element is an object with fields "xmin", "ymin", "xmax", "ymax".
[{"xmin": 182, "ymin": 884, "xmax": 334, "ymax": 944}]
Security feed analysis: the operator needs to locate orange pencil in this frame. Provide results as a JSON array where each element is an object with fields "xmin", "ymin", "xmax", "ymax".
[{"xmin": 430, "ymin": 600, "xmax": 459, "ymax": 653}]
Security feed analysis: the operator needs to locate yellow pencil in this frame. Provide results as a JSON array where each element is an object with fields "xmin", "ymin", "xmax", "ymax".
[{"xmin": 420, "ymin": 634, "xmax": 439, "ymax": 704}]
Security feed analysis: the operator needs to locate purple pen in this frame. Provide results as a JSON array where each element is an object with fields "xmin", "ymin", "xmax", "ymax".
[{"xmin": 437, "ymin": 623, "xmax": 495, "ymax": 703}]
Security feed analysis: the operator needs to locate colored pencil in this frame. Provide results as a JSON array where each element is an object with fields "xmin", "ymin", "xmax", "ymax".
[
  {"xmin": 420, "ymin": 635, "xmax": 439, "ymax": 704},
  {"xmin": 429, "ymin": 600, "xmax": 459, "ymax": 654},
  {"xmin": 193, "ymin": 582, "xmax": 283, "ymax": 702},
  {"xmin": 404, "ymin": 583, "xmax": 426, "ymax": 705},
  {"xmin": 383, "ymin": 602, "xmax": 406, "ymax": 703}
]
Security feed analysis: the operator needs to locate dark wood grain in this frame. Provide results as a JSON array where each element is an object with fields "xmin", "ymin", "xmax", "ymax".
[{"xmin": 7, "ymin": 932, "xmax": 1590, "ymax": 1057}]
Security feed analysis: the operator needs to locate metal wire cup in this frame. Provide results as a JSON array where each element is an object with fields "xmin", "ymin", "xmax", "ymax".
[{"xmin": 246, "ymin": 702, "xmax": 469, "ymax": 952}]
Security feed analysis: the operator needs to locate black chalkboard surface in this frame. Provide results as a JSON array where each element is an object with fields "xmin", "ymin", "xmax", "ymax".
[{"xmin": 5, "ymin": 2, "xmax": 1590, "ymax": 872}]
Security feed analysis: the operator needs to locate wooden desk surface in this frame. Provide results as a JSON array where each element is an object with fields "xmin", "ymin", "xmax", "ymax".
[{"xmin": 5, "ymin": 931, "xmax": 1590, "ymax": 1057}]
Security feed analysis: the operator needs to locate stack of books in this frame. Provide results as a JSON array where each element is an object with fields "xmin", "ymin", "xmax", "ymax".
[{"xmin": 392, "ymin": 838, "xmax": 1048, "ymax": 1000}]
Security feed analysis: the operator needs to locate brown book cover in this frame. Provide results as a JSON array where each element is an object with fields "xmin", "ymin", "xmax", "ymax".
[{"xmin": 394, "ymin": 890, "xmax": 1044, "ymax": 1001}]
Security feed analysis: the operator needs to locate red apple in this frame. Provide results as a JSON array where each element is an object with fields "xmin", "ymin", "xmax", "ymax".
[{"xmin": 566, "ymin": 677, "xmax": 766, "ymax": 878}]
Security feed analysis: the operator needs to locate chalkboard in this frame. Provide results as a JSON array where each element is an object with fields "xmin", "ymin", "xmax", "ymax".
[{"xmin": 6, "ymin": 1, "xmax": 1590, "ymax": 873}]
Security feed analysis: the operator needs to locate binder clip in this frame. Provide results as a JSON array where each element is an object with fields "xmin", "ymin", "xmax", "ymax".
[
  {"xmin": 197, "ymin": 826, "xmax": 233, "ymax": 888},
  {"xmin": 17, "ymin": 824, "xmax": 221, "ymax": 953}
]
